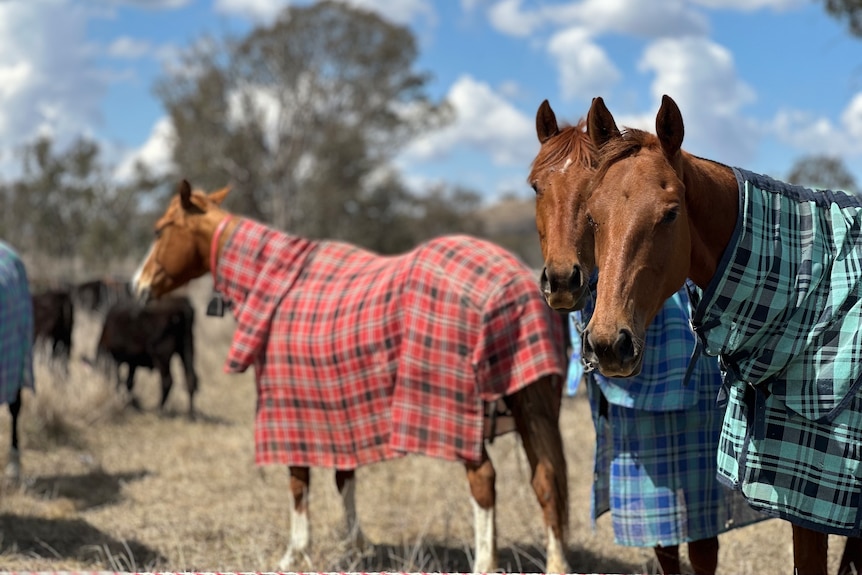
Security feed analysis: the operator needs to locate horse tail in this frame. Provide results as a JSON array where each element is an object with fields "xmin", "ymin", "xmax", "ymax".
[{"xmin": 508, "ymin": 373, "xmax": 569, "ymax": 539}]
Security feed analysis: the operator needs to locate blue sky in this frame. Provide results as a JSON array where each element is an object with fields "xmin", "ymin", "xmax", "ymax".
[{"xmin": 4, "ymin": 0, "xmax": 862, "ymax": 203}]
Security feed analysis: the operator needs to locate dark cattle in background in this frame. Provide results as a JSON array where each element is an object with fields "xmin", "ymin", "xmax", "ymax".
[
  {"xmin": 31, "ymin": 287, "xmax": 74, "ymax": 367},
  {"xmin": 75, "ymin": 276, "xmax": 131, "ymax": 312},
  {"xmin": 95, "ymin": 296, "xmax": 198, "ymax": 418}
]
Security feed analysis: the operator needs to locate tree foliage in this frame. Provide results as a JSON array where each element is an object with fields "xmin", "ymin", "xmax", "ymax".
[
  {"xmin": 786, "ymin": 154, "xmax": 858, "ymax": 193},
  {"xmin": 821, "ymin": 0, "xmax": 862, "ymax": 37},
  {"xmin": 0, "ymin": 136, "xmax": 163, "ymax": 276},
  {"xmin": 155, "ymin": 0, "xmax": 458, "ymax": 253}
]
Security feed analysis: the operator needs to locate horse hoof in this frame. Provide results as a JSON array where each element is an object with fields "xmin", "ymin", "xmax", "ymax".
[
  {"xmin": 277, "ymin": 548, "xmax": 311, "ymax": 571},
  {"xmin": 545, "ymin": 555, "xmax": 570, "ymax": 574},
  {"xmin": 5, "ymin": 450, "xmax": 21, "ymax": 484},
  {"xmin": 349, "ymin": 528, "xmax": 371, "ymax": 553}
]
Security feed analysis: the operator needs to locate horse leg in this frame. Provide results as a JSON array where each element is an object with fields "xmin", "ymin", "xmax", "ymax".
[
  {"xmin": 687, "ymin": 536, "xmax": 719, "ymax": 575},
  {"xmin": 507, "ymin": 374, "xmax": 570, "ymax": 573},
  {"xmin": 838, "ymin": 536, "xmax": 862, "ymax": 575},
  {"xmin": 278, "ymin": 466, "xmax": 312, "ymax": 570},
  {"xmin": 335, "ymin": 469, "xmax": 368, "ymax": 551},
  {"xmin": 157, "ymin": 361, "xmax": 173, "ymax": 412},
  {"xmin": 465, "ymin": 449, "xmax": 498, "ymax": 573},
  {"xmin": 654, "ymin": 545, "xmax": 681, "ymax": 575},
  {"xmin": 125, "ymin": 365, "xmax": 142, "ymax": 410},
  {"xmin": 792, "ymin": 523, "xmax": 828, "ymax": 575},
  {"xmin": 5, "ymin": 389, "xmax": 21, "ymax": 482},
  {"xmin": 181, "ymin": 355, "xmax": 198, "ymax": 420}
]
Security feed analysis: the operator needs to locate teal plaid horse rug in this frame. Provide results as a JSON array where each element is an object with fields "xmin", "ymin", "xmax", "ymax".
[
  {"xmin": 691, "ymin": 167, "xmax": 862, "ymax": 535},
  {"xmin": 0, "ymin": 241, "xmax": 34, "ymax": 406}
]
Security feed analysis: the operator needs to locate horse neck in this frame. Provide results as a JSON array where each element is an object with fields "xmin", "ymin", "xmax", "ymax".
[
  {"xmin": 212, "ymin": 217, "xmax": 315, "ymax": 308},
  {"xmin": 210, "ymin": 211, "xmax": 240, "ymax": 273},
  {"xmin": 679, "ymin": 152, "xmax": 739, "ymax": 289}
]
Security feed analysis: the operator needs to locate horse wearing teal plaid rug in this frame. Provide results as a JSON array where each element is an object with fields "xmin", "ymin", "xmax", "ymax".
[
  {"xmin": 578, "ymin": 94, "xmax": 862, "ymax": 575},
  {"xmin": 130, "ymin": 180, "xmax": 571, "ymax": 573},
  {"xmin": 0, "ymin": 240, "xmax": 34, "ymax": 483}
]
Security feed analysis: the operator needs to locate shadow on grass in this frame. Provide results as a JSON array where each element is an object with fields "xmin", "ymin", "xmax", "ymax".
[
  {"xmin": 329, "ymin": 540, "xmax": 647, "ymax": 574},
  {"xmin": 27, "ymin": 469, "xmax": 150, "ymax": 510},
  {"xmin": 0, "ymin": 513, "xmax": 166, "ymax": 569}
]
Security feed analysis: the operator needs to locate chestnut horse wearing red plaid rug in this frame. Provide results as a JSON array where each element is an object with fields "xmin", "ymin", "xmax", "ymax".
[{"xmin": 131, "ymin": 180, "xmax": 570, "ymax": 573}]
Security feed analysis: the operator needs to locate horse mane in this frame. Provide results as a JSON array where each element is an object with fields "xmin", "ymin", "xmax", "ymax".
[
  {"xmin": 528, "ymin": 119, "xmax": 596, "ymax": 182},
  {"xmin": 593, "ymin": 127, "xmax": 659, "ymax": 184}
]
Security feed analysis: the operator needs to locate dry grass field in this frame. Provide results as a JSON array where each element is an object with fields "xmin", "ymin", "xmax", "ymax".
[{"xmin": 0, "ymin": 278, "xmax": 851, "ymax": 573}]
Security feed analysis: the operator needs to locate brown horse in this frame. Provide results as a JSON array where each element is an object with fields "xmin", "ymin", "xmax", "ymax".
[
  {"xmin": 581, "ymin": 94, "xmax": 862, "ymax": 575},
  {"xmin": 130, "ymin": 180, "xmax": 571, "ymax": 573},
  {"xmin": 530, "ymin": 101, "xmax": 596, "ymax": 313},
  {"xmin": 530, "ymin": 99, "xmax": 735, "ymax": 575}
]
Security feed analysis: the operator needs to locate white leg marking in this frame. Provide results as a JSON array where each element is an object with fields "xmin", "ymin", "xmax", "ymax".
[
  {"xmin": 277, "ymin": 501, "xmax": 311, "ymax": 570},
  {"xmin": 544, "ymin": 524, "xmax": 570, "ymax": 574},
  {"xmin": 4, "ymin": 447, "xmax": 19, "ymax": 483},
  {"xmin": 470, "ymin": 497, "xmax": 497, "ymax": 573}
]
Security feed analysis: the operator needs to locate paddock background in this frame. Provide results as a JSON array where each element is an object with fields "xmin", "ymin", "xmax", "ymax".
[{"xmin": 0, "ymin": 278, "xmax": 849, "ymax": 574}]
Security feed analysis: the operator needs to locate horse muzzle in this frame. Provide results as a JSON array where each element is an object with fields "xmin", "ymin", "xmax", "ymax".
[
  {"xmin": 540, "ymin": 264, "xmax": 589, "ymax": 311},
  {"xmin": 581, "ymin": 325, "xmax": 643, "ymax": 378}
]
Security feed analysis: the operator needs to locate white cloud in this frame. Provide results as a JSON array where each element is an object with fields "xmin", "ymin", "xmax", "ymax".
[
  {"xmin": 689, "ymin": 0, "xmax": 806, "ymax": 10},
  {"xmin": 104, "ymin": 0, "xmax": 192, "ymax": 7},
  {"xmin": 547, "ymin": 27, "xmax": 620, "ymax": 101},
  {"xmin": 213, "ymin": 0, "xmax": 290, "ymax": 21},
  {"xmin": 637, "ymin": 36, "xmax": 757, "ymax": 164},
  {"xmin": 770, "ymin": 94, "xmax": 862, "ymax": 160},
  {"xmin": 341, "ymin": 0, "xmax": 435, "ymax": 25},
  {"xmin": 402, "ymin": 74, "xmax": 534, "ymax": 167},
  {"xmin": 115, "ymin": 116, "xmax": 176, "ymax": 181},
  {"xmin": 487, "ymin": 0, "xmax": 545, "ymax": 37},
  {"xmin": 486, "ymin": 0, "xmax": 708, "ymax": 38},
  {"xmin": 107, "ymin": 36, "xmax": 152, "ymax": 59},
  {"xmin": 567, "ymin": 0, "xmax": 709, "ymax": 38},
  {"xmin": 841, "ymin": 93, "xmax": 862, "ymax": 141},
  {"xmin": 0, "ymin": 1, "xmax": 105, "ymax": 151},
  {"xmin": 214, "ymin": 0, "xmax": 434, "ymax": 25}
]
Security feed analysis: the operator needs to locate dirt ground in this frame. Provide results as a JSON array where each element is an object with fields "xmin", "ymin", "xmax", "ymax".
[{"xmin": 0, "ymin": 278, "xmax": 850, "ymax": 573}]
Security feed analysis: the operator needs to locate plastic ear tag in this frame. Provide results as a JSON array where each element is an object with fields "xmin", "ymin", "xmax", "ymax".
[{"xmin": 206, "ymin": 292, "xmax": 226, "ymax": 317}]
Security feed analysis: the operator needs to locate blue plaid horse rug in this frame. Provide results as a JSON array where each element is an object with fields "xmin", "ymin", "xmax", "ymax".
[{"xmin": 691, "ymin": 167, "xmax": 862, "ymax": 535}]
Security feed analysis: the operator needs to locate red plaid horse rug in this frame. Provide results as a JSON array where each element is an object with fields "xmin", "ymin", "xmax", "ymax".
[{"xmin": 214, "ymin": 219, "xmax": 566, "ymax": 469}]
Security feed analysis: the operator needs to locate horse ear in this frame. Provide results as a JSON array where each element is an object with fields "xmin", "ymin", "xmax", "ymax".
[
  {"xmin": 587, "ymin": 96, "xmax": 620, "ymax": 149},
  {"xmin": 209, "ymin": 185, "xmax": 231, "ymax": 205},
  {"xmin": 656, "ymin": 95, "xmax": 684, "ymax": 158},
  {"xmin": 536, "ymin": 99, "xmax": 560, "ymax": 144},
  {"xmin": 178, "ymin": 179, "xmax": 194, "ymax": 211}
]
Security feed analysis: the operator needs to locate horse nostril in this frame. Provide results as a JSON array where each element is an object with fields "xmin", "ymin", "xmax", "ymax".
[
  {"xmin": 540, "ymin": 268, "xmax": 551, "ymax": 294},
  {"xmin": 615, "ymin": 328, "xmax": 635, "ymax": 364},
  {"xmin": 582, "ymin": 328, "xmax": 595, "ymax": 357},
  {"xmin": 568, "ymin": 264, "xmax": 583, "ymax": 292}
]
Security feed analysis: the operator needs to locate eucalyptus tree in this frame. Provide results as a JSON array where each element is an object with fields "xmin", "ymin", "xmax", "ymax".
[
  {"xmin": 787, "ymin": 154, "xmax": 858, "ymax": 194},
  {"xmin": 155, "ymin": 0, "xmax": 451, "ymax": 239}
]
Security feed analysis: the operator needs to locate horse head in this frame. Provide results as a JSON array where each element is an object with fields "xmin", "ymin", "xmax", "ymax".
[
  {"xmin": 580, "ymin": 95, "xmax": 692, "ymax": 377},
  {"xmin": 530, "ymin": 99, "xmax": 597, "ymax": 312},
  {"xmin": 132, "ymin": 179, "xmax": 232, "ymax": 303}
]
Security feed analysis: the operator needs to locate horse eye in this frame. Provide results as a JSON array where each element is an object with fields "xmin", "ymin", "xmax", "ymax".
[
  {"xmin": 531, "ymin": 182, "xmax": 539, "ymax": 195},
  {"xmin": 154, "ymin": 228, "xmax": 163, "ymax": 239},
  {"xmin": 586, "ymin": 214, "xmax": 597, "ymax": 229},
  {"xmin": 661, "ymin": 209, "xmax": 678, "ymax": 224}
]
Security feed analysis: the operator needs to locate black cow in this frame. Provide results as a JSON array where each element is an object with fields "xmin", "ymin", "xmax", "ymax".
[
  {"xmin": 95, "ymin": 296, "xmax": 199, "ymax": 418},
  {"xmin": 75, "ymin": 276, "xmax": 131, "ymax": 312},
  {"xmin": 31, "ymin": 287, "xmax": 74, "ymax": 368}
]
